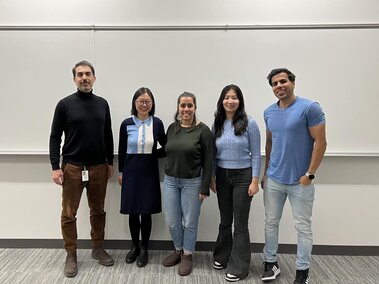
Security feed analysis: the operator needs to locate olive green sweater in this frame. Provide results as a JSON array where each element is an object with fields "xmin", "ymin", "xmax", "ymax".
[{"xmin": 164, "ymin": 122, "xmax": 214, "ymax": 196}]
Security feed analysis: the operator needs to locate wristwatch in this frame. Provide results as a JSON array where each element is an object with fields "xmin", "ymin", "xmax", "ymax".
[{"xmin": 305, "ymin": 172, "xmax": 315, "ymax": 180}]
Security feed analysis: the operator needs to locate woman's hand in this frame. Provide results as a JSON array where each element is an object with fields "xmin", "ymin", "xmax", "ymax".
[
  {"xmin": 199, "ymin": 194, "xmax": 208, "ymax": 200},
  {"xmin": 248, "ymin": 177, "xmax": 260, "ymax": 197},
  {"xmin": 210, "ymin": 176, "xmax": 217, "ymax": 193}
]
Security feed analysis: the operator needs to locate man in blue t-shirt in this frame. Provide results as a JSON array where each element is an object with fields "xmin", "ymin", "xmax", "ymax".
[{"xmin": 261, "ymin": 68, "xmax": 327, "ymax": 284}]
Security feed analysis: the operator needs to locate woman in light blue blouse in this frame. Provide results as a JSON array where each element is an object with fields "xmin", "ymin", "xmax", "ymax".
[{"xmin": 211, "ymin": 84, "xmax": 261, "ymax": 282}]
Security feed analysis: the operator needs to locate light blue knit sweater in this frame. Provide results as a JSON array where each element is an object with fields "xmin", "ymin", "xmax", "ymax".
[{"xmin": 213, "ymin": 117, "xmax": 261, "ymax": 177}]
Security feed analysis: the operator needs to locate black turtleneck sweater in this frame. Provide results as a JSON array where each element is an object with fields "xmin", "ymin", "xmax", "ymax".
[{"xmin": 49, "ymin": 90, "xmax": 114, "ymax": 170}]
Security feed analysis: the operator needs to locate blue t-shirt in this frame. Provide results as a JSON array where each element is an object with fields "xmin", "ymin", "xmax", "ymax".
[{"xmin": 264, "ymin": 96, "xmax": 325, "ymax": 185}]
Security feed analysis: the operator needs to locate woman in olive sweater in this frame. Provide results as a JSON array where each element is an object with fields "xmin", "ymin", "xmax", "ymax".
[{"xmin": 162, "ymin": 92, "xmax": 214, "ymax": 277}]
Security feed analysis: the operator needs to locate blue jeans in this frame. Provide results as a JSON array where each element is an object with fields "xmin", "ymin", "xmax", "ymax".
[
  {"xmin": 163, "ymin": 175, "xmax": 203, "ymax": 254},
  {"xmin": 263, "ymin": 177, "xmax": 315, "ymax": 270}
]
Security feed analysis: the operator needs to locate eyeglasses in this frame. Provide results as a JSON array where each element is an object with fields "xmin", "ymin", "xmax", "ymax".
[
  {"xmin": 179, "ymin": 103, "xmax": 194, "ymax": 108},
  {"xmin": 136, "ymin": 100, "xmax": 152, "ymax": 106}
]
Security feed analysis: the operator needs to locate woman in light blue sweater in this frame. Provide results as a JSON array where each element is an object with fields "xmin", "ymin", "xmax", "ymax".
[{"xmin": 211, "ymin": 84, "xmax": 261, "ymax": 282}]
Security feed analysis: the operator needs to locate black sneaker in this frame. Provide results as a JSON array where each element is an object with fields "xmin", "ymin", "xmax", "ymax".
[
  {"xmin": 262, "ymin": 261, "xmax": 281, "ymax": 281},
  {"xmin": 293, "ymin": 269, "xmax": 309, "ymax": 284}
]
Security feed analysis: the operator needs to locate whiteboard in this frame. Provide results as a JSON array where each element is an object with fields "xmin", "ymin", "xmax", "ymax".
[{"xmin": 0, "ymin": 28, "xmax": 378, "ymax": 155}]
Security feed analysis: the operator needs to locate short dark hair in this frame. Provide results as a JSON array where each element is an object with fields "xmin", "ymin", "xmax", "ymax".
[
  {"xmin": 72, "ymin": 60, "xmax": 95, "ymax": 77},
  {"xmin": 131, "ymin": 87, "xmax": 156, "ymax": 116},
  {"xmin": 267, "ymin": 68, "xmax": 296, "ymax": 86}
]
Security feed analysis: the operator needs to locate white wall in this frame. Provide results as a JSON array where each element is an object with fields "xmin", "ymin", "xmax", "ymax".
[
  {"xmin": 0, "ymin": 1, "xmax": 378, "ymax": 247},
  {"xmin": 0, "ymin": 0, "xmax": 378, "ymax": 25},
  {"xmin": 1, "ymin": 29, "xmax": 378, "ymax": 154},
  {"xmin": 0, "ymin": 156, "xmax": 378, "ymax": 246}
]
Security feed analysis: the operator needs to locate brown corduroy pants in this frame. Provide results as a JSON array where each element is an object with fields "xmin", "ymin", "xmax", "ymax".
[{"xmin": 60, "ymin": 163, "xmax": 108, "ymax": 254}]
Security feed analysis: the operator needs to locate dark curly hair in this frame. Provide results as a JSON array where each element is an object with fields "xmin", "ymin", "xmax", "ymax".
[{"xmin": 267, "ymin": 68, "xmax": 296, "ymax": 86}]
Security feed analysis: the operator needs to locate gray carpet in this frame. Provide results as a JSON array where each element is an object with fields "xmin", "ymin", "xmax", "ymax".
[{"xmin": 0, "ymin": 249, "xmax": 378, "ymax": 283}]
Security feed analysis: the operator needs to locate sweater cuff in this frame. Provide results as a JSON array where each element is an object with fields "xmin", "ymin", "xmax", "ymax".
[
  {"xmin": 200, "ymin": 184, "xmax": 210, "ymax": 196},
  {"xmin": 52, "ymin": 163, "xmax": 60, "ymax": 171}
]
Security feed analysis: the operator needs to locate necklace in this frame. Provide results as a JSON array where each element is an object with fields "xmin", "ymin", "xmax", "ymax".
[{"xmin": 180, "ymin": 123, "xmax": 192, "ymax": 128}]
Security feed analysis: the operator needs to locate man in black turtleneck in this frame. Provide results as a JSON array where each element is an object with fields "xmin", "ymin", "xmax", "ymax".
[{"xmin": 49, "ymin": 60, "xmax": 114, "ymax": 278}]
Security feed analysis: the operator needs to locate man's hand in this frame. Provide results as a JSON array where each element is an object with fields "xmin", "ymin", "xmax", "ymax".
[
  {"xmin": 52, "ymin": 169, "xmax": 63, "ymax": 185},
  {"xmin": 261, "ymin": 175, "xmax": 266, "ymax": 189},
  {"xmin": 107, "ymin": 165, "xmax": 114, "ymax": 179},
  {"xmin": 299, "ymin": 175, "xmax": 312, "ymax": 186}
]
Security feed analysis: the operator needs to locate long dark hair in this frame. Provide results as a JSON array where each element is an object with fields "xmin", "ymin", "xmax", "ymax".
[
  {"xmin": 174, "ymin": 92, "xmax": 197, "ymax": 134},
  {"xmin": 214, "ymin": 84, "xmax": 248, "ymax": 138},
  {"xmin": 130, "ymin": 87, "xmax": 155, "ymax": 116}
]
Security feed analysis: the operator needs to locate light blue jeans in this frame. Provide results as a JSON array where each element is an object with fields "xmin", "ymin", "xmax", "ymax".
[
  {"xmin": 263, "ymin": 177, "xmax": 315, "ymax": 270},
  {"xmin": 163, "ymin": 175, "xmax": 203, "ymax": 254}
]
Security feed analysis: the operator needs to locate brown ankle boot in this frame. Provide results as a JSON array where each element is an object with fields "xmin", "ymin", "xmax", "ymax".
[
  {"xmin": 92, "ymin": 248, "xmax": 114, "ymax": 266},
  {"xmin": 162, "ymin": 250, "xmax": 182, "ymax": 267},
  {"xmin": 178, "ymin": 254, "xmax": 192, "ymax": 276},
  {"xmin": 64, "ymin": 253, "xmax": 78, "ymax": 278}
]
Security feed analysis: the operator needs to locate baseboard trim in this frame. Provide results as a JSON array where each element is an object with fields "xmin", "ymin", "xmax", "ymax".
[{"xmin": 0, "ymin": 239, "xmax": 378, "ymax": 256}]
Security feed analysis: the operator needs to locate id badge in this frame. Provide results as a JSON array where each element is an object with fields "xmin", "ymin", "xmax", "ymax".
[{"xmin": 82, "ymin": 168, "xmax": 89, "ymax": 182}]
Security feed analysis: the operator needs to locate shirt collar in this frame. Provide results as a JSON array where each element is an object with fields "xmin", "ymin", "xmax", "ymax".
[{"xmin": 132, "ymin": 115, "xmax": 152, "ymax": 127}]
